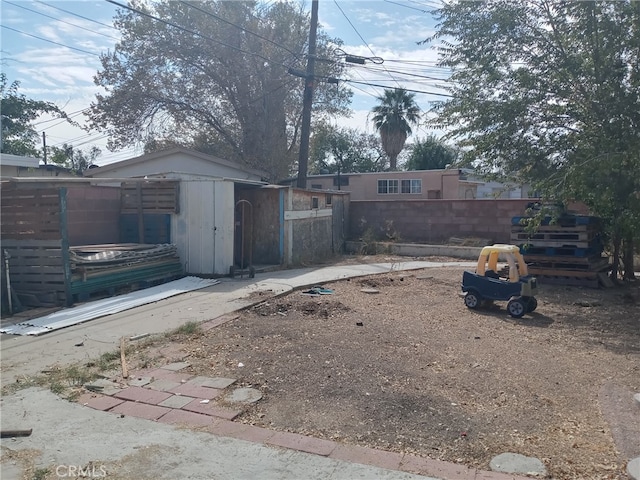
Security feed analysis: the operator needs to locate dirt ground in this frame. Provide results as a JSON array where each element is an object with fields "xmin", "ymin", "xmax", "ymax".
[{"xmin": 125, "ymin": 261, "xmax": 639, "ymax": 479}]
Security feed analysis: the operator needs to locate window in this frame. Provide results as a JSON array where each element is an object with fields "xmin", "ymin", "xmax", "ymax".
[
  {"xmin": 325, "ymin": 194, "xmax": 332, "ymax": 206},
  {"xmin": 311, "ymin": 196, "xmax": 319, "ymax": 209},
  {"xmin": 377, "ymin": 179, "xmax": 399, "ymax": 194},
  {"xmin": 311, "ymin": 184, "xmax": 323, "ymax": 190},
  {"xmin": 401, "ymin": 179, "xmax": 422, "ymax": 194}
]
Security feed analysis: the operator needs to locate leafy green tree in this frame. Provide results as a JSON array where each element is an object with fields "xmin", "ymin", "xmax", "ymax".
[
  {"xmin": 309, "ymin": 123, "xmax": 386, "ymax": 174},
  {"xmin": 405, "ymin": 135, "xmax": 457, "ymax": 171},
  {"xmin": 0, "ymin": 74, "xmax": 65, "ymax": 157},
  {"xmin": 50, "ymin": 144, "xmax": 101, "ymax": 174},
  {"xmin": 430, "ymin": 0, "xmax": 640, "ymax": 279},
  {"xmin": 90, "ymin": 0, "xmax": 351, "ymax": 182},
  {"xmin": 370, "ymin": 88, "xmax": 421, "ymax": 171}
]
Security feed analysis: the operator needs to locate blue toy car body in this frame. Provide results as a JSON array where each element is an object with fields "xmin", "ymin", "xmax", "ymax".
[{"xmin": 461, "ymin": 244, "xmax": 538, "ymax": 318}]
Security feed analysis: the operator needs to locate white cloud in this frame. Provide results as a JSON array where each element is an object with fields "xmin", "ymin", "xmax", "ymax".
[
  {"xmin": 328, "ymin": 108, "xmax": 375, "ymax": 133},
  {"xmin": 36, "ymin": 25, "xmax": 63, "ymax": 43},
  {"xmin": 16, "ymin": 46, "xmax": 96, "ymax": 66},
  {"xmin": 52, "ymin": 16, "xmax": 116, "ymax": 38},
  {"xmin": 14, "ymin": 63, "xmax": 97, "ymax": 88}
]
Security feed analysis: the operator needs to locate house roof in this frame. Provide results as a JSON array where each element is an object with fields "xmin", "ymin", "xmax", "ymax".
[
  {"xmin": 84, "ymin": 147, "xmax": 268, "ymax": 179},
  {"xmin": 0, "ymin": 153, "xmax": 40, "ymax": 168}
]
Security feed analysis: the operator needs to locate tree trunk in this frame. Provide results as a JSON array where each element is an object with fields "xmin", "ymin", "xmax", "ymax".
[
  {"xmin": 622, "ymin": 235, "xmax": 636, "ymax": 280},
  {"xmin": 389, "ymin": 154, "xmax": 398, "ymax": 171},
  {"xmin": 610, "ymin": 232, "xmax": 621, "ymax": 282}
]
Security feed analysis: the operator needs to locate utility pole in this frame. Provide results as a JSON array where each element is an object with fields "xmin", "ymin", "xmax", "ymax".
[
  {"xmin": 296, "ymin": 0, "xmax": 318, "ymax": 189},
  {"xmin": 42, "ymin": 132, "xmax": 47, "ymax": 165}
]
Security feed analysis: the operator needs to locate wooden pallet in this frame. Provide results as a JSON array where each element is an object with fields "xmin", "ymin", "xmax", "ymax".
[
  {"xmin": 511, "ymin": 224, "xmax": 597, "ymax": 233},
  {"xmin": 515, "ymin": 238, "xmax": 593, "ymax": 248},
  {"xmin": 525, "ymin": 256, "xmax": 610, "ymax": 272},
  {"xmin": 511, "ymin": 215, "xmax": 599, "ymax": 227},
  {"xmin": 120, "ymin": 181, "xmax": 179, "ymax": 214},
  {"xmin": 528, "ymin": 267, "xmax": 599, "ymax": 279},
  {"xmin": 520, "ymin": 245, "xmax": 602, "ymax": 257},
  {"xmin": 2, "ymin": 239, "xmax": 68, "ymax": 307},
  {"xmin": 511, "ymin": 231, "xmax": 593, "ymax": 243}
]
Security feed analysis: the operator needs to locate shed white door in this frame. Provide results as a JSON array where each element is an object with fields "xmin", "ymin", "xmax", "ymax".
[
  {"xmin": 184, "ymin": 181, "xmax": 216, "ymax": 274},
  {"xmin": 172, "ymin": 180, "xmax": 234, "ymax": 275}
]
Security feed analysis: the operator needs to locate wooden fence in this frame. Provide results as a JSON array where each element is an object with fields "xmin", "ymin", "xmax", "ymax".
[
  {"xmin": 1, "ymin": 180, "xmax": 183, "ymax": 309},
  {"xmin": 1, "ymin": 186, "xmax": 72, "ymax": 306}
]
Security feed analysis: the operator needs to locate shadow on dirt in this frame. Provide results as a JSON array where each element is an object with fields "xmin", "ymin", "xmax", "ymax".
[{"xmin": 467, "ymin": 306, "xmax": 555, "ymax": 328}]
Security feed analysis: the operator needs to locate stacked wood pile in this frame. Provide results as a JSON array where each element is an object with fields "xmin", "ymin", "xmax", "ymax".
[{"xmin": 511, "ymin": 215, "xmax": 610, "ymax": 288}]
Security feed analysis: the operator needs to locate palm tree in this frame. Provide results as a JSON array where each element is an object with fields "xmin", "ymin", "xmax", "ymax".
[{"xmin": 370, "ymin": 88, "xmax": 421, "ymax": 170}]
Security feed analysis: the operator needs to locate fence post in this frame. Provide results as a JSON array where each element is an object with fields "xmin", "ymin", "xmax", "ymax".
[{"xmin": 59, "ymin": 187, "xmax": 73, "ymax": 307}]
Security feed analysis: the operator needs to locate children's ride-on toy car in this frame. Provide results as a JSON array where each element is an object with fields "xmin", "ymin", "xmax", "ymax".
[{"xmin": 461, "ymin": 244, "xmax": 538, "ymax": 318}]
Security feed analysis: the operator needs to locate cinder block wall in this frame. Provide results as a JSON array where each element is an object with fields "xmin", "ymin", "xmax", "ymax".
[
  {"xmin": 66, "ymin": 186, "xmax": 121, "ymax": 245},
  {"xmin": 289, "ymin": 189, "xmax": 334, "ymax": 265},
  {"xmin": 349, "ymin": 199, "xmax": 535, "ymax": 244}
]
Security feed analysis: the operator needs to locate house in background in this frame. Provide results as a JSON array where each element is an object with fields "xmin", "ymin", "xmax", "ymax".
[
  {"xmin": 0, "ymin": 153, "xmax": 39, "ymax": 177},
  {"xmin": 474, "ymin": 178, "xmax": 532, "ymax": 199},
  {"xmin": 0, "ymin": 153, "xmax": 76, "ymax": 178},
  {"xmin": 282, "ymin": 168, "xmax": 531, "ymax": 201}
]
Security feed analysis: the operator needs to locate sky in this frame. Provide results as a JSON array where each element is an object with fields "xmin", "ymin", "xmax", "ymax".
[{"xmin": 1, "ymin": 0, "xmax": 449, "ymax": 166}]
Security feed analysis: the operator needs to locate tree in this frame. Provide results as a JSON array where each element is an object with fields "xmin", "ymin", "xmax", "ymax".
[
  {"xmin": 430, "ymin": 0, "xmax": 640, "ymax": 280},
  {"xmin": 0, "ymin": 74, "xmax": 65, "ymax": 157},
  {"xmin": 50, "ymin": 144, "xmax": 101, "ymax": 174},
  {"xmin": 309, "ymin": 123, "xmax": 386, "ymax": 174},
  {"xmin": 370, "ymin": 88, "xmax": 421, "ymax": 171},
  {"xmin": 405, "ymin": 135, "xmax": 457, "ymax": 171},
  {"xmin": 89, "ymin": 0, "xmax": 351, "ymax": 182}
]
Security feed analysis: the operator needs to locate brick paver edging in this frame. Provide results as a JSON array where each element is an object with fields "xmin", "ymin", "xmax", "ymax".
[{"xmin": 76, "ymin": 391, "xmax": 531, "ymax": 480}]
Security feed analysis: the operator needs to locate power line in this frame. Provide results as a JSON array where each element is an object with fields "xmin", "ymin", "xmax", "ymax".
[
  {"xmin": 72, "ymin": 135, "xmax": 110, "ymax": 148},
  {"xmin": 406, "ymin": 0, "xmax": 443, "ymax": 10},
  {"xmin": 384, "ymin": 59, "xmax": 449, "ymax": 67},
  {"xmin": 383, "ymin": 0, "xmax": 431, "ymax": 14},
  {"xmin": 4, "ymin": 1, "xmax": 120, "ymax": 41},
  {"xmin": 333, "ymin": 2, "xmax": 378, "ymax": 61},
  {"xmin": 39, "ymin": 110, "xmax": 91, "ymax": 132},
  {"xmin": 34, "ymin": 0, "xmax": 118, "ymax": 31},
  {"xmin": 355, "ymin": 64, "xmax": 448, "ymax": 82},
  {"xmin": 0, "ymin": 25, "xmax": 100, "ymax": 56},
  {"xmin": 49, "ymin": 132, "xmax": 106, "ymax": 148},
  {"xmin": 333, "ymin": 0, "xmax": 402, "ymax": 89},
  {"xmin": 341, "ymin": 78, "xmax": 452, "ymax": 97},
  {"xmin": 33, "ymin": 108, "xmax": 89, "ymax": 127}
]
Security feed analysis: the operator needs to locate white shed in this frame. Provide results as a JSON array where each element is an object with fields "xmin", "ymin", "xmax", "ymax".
[{"xmin": 85, "ymin": 148, "xmax": 269, "ymax": 275}]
